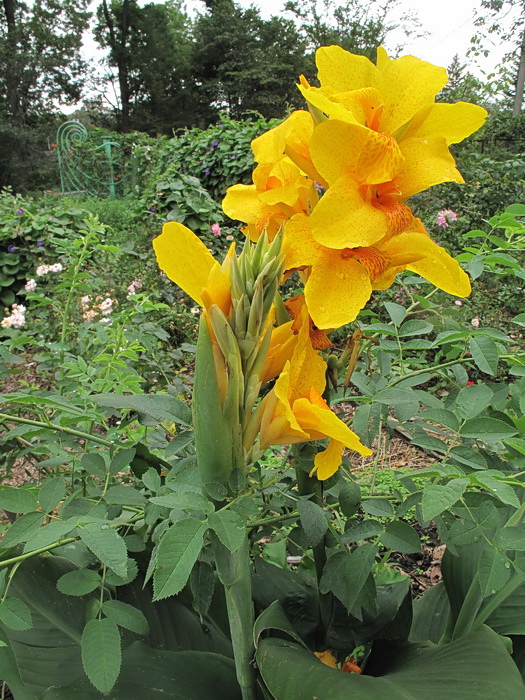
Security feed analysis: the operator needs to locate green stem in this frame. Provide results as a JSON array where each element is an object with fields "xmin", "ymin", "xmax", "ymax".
[
  {"xmin": 0, "ymin": 413, "xmax": 114, "ymax": 447},
  {"xmin": 211, "ymin": 532, "xmax": 256, "ymax": 700}
]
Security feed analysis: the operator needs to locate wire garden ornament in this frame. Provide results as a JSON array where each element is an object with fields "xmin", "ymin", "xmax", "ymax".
[{"xmin": 56, "ymin": 121, "xmax": 121, "ymax": 198}]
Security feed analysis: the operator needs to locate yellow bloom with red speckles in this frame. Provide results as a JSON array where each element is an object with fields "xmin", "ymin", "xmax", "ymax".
[
  {"xmin": 258, "ymin": 305, "xmax": 371, "ymax": 479},
  {"xmin": 283, "ymin": 213, "xmax": 471, "ymax": 330}
]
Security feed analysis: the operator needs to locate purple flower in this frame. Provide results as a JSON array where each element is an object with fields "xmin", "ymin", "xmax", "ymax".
[
  {"xmin": 7, "ymin": 244, "xmax": 17, "ymax": 253},
  {"xmin": 235, "ymin": 153, "xmax": 240, "ymax": 159},
  {"xmin": 149, "ymin": 206, "xmax": 157, "ymax": 213},
  {"xmin": 36, "ymin": 240, "xmax": 44, "ymax": 247},
  {"xmin": 211, "ymin": 140, "xmax": 219, "ymax": 147},
  {"xmin": 16, "ymin": 208, "xmax": 24, "ymax": 216},
  {"xmin": 49, "ymin": 215, "xmax": 56, "ymax": 219},
  {"xmin": 227, "ymin": 155, "xmax": 233, "ymax": 159},
  {"xmin": 204, "ymin": 167, "xmax": 211, "ymax": 175}
]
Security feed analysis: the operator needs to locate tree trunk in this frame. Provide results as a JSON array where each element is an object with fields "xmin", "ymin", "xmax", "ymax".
[
  {"xmin": 101, "ymin": 0, "xmax": 131, "ymax": 132},
  {"xmin": 2, "ymin": 0, "xmax": 25, "ymax": 126},
  {"xmin": 512, "ymin": 0, "xmax": 525, "ymax": 114}
]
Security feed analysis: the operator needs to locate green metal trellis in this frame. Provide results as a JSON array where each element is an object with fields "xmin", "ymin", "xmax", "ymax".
[{"xmin": 56, "ymin": 120, "xmax": 121, "ymax": 198}]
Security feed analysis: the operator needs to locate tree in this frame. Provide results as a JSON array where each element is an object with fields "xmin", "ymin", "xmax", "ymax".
[
  {"xmin": 471, "ymin": 0, "xmax": 525, "ymax": 113},
  {"xmin": 0, "ymin": 0, "xmax": 91, "ymax": 189},
  {"xmin": 282, "ymin": 0, "xmax": 423, "ymax": 64},
  {"xmin": 191, "ymin": 2, "xmax": 309, "ymax": 120},
  {"xmin": 0, "ymin": 0, "xmax": 91, "ymax": 126},
  {"xmin": 95, "ymin": 1, "xmax": 199, "ymax": 133}
]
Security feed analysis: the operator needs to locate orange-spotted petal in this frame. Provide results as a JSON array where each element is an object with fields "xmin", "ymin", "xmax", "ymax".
[
  {"xmin": 316, "ymin": 45, "xmax": 379, "ymax": 93},
  {"xmin": 309, "ymin": 178, "xmax": 388, "ymax": 249},
  {"xmin": 304, "ymin": 248, "xmax": 372, "ymax": 329},
  {"xmin": 378, "ymin": 54, "xmax": 448, "ymax": 134},
  {"xmin": 381, "ymin": 230, "xmax": 471, "ymax": 297},
  {"xmin": 402, "ymin": 102, "xmax": 488, "ymax": 145}
]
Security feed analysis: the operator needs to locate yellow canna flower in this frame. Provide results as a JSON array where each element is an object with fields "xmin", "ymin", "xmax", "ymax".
[
  {"xmin": 153, "ymin": 221, "xmax": 232, "ymax": 315},
  {"xmin": 222, "ymin": 156, "xmax": 315, "ymax": 242},
  {"xmin": 258, "ymin": 305, "xmax": 371, "ymax": 479},
  {"xmin": 299, "ymin": 45, "xmax": 487, "ymax": 154},
  {"xmin": 284, "ymin": 213, "xmax": 471, "ymax": 330},
  {"xmin": 307, "ymin": 119, "xmax": 463, "ymax": 250}
]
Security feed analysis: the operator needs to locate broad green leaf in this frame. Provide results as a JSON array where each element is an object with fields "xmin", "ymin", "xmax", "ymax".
[
  {"xmin": 421, "ymin": 479, "xmax": 469, "ymax": 522},
  {"xmin": 449, "ymin": 446, "xmax": 488, "ymax": 470},
  {"xmin": 190, "ymin": 560, "xmax": 215, "ymax": 620},
  {"xmin": 478, "ymin": 548, "xmax": 511, "ymax": 597},
  {"xmin": 339, "ymin": 481, "xmax": 361, "ymax": 517},
  {"xmin": 38, "ymin": 476, "xmax": 66, "ymax": 513},
  {"xmin": 495, "ymin": 525, "xmax": 525, "ymax": 551},
  {"xmin": 142, "ymin": 467, "xmax": 161, "ymax": 493},
  {"xmin": 362, "ymin": 498, "xmax": 394, "ymax": 517},
  {"xmin": 153, "ymin": 518, "xmax": 206, "ymax": 600},
  {"xmin": 341, "ymin": 518, "xmax": 383, "ymax": 544},
  {"xmin": 384, "ymin": 302, "xmax": 406, "ymax": 326},
  {"xmin": 109, "ymin": 448, "xmax": 136, "ymax": 475},
  {"xmin": 23, "ymin": 519, "xmax": 77, "ymax": 553},
  {"xmin": 80, "ymin": 452, "xmax": 106, "ymax": 477},
  {"xmin": 511, "ymin": 313, "xmax": 525, "ymax": 328},
  {"xmin": 150, "ymin": 491, "xmax": 213, "ymax": 513},
  {"xmin": 256, "ymin": 626, "xmax": 525, "ymax": 699},
  {"xmin": 93, "ymin": 392, "xmax": 192, "ymax": 427},
  {"xmin": 105, "ymin": 558, "xmax": 139, "ymax": 587},
  {"xmin": 0, "ymin": 598, "xmax": 32, "ymax": 631},
  {"xmin": 78, "ymin": 523, "xmax": 128, "ymax": 578},
  {"xmin": 104, "ymin": 485, "xmax": 147, "ymax": 506},
  {"xmin": 102, "ymin": 600, "xmax": 149, "ymax": 635},
  {"xmin": 380, "ymin": 521, "xmax": 421, "ymax": 554},
  {"xmin": 505, "ymin": 438, "xmax": 525, "ymax": 456},
  {"xmin": 455, "ymin": 384, "xmax": 494, "ymax": 419},
  {"xmin": 0, "ymin": 486, "xmax": 37, "ymax": 514},
  {"xmin": 461, "ymin": 417, "xmax": 517, "ymax": 441},
  {"xmin": 0, "ymin": 511, "xmax": 45, "ymax": 549},
  {"xmin": 469, "ymin": 336, "xmax": 499, "ymax": 375},
  {"xmin": 297, "ymin": 499, "xmax": 328, "ymax": 548},
  {"xmin": 320, "ymin": 544, "xmax": 377, "ymax": 612},
  {"xmin": 471, "ymin": 473, "xmax": 520, "ymax": 507},
  {"xmin": 81, "ymin": 618, "xmax": 121, "ymax": 694},
  {"xmin": 398, "ymin": 320, "xmax": 434, "ymax": 336},
  {"xmin": 41, "ymin": 644, "xmax": 240, "ymax": 700},
  {"xmin": 419, "ymin": 408, "xmax": 460, "ymax": 432},
  {"xmin": 56, "ymin": 569, "xmax": 101, "ymax": 596},
  {"xmin": 207, "ymin": 511, "xmax": 245, "ymax": 552}
]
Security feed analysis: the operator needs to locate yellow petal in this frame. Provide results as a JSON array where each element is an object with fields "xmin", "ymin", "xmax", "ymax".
[
  {"xmin": 310, "ymin": 439, "xmax": 345, "ymax": 480},
  {"xmin": 316, "ymin": 45, "xmax": 378, "ymax": 92},
  {"xmin": 404, "ymin": 102, "xmax": 488, "ymax": 145},
  {"xmin": 153, "ymin": 222, "xmax": 215, "ymax": 306},
  {"xmin": 375, "ymin": 46, "xmax": 390, "ymax": 72},
  {"xmin": 222, "ymin": 183, "xmax": 270, "ymax": 225},
  {"xmin": 305, "ymin": 249, "xmax": 372, "ymax": 329},
  {"xmin": 260, "ymin": 321, "xmax": 298, "ymax": 384},
  {"xmin": 283, "ymin": 214, "xmax": 319, "ymax": 270},
  {"xmin": 314, "ymin": 650, "xmax": 339, "ymax": 669},
  {"xmin": 286, "ymin": 307, "xmax": 327, "ymax": 398},
  {"xmin": 378, "ymin": 55, "xmax": 448, "ymax": 134},
  {"xmin": 252, "ymin": 110, "xmax": 314, "ymax": 163},
  {"xmin": 309, "ymin": 179, "xmax": 388, "ymax": 249},
  {"xmin": 396, "ymin": 136, "xmax": 464, "ymax": 199},
  {"xmin": 297, "ymin": 84, "xmax": 359, "ymax": 126},
  {"xmin": 382, "ymin": 231, "xmax": 471, "ymax": 296},
  {"xmin": 310, "ymin": 120, "xmax": 404, "ymax": 186},
  {"xmin": 293, "ymin": 395, "xmax": 372, "ymax": 455}
]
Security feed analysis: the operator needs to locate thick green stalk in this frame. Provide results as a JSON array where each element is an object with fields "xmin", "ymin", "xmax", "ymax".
[{"xmin": 211, "ymin": 532, "xmax": 256, "ymax": 700}]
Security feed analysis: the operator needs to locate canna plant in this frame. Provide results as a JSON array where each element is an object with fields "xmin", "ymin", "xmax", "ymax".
[{"xmin": 1, "ymin": 45, "xmax": 525, "ymax": 700}]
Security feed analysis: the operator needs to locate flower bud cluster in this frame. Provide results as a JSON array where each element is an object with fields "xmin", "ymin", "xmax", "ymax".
[{"xmin": 1, "ymin": 303, "xmax": 26, "ymax": 329}]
